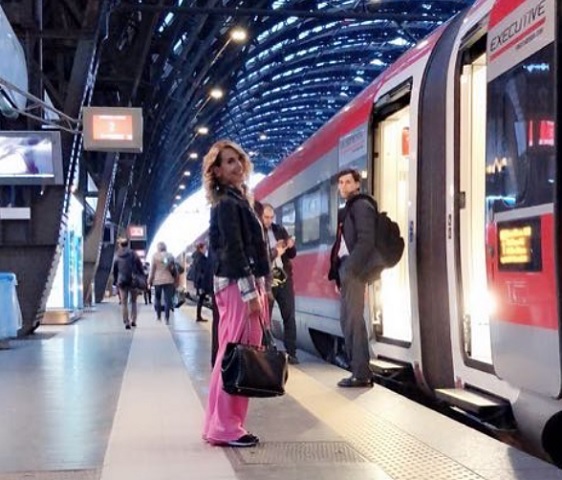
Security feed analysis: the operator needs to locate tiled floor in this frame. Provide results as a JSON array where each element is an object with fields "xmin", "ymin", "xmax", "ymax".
[{"xmin": 0, "ymin": 300, "xmax": 561, "ymax": 480}]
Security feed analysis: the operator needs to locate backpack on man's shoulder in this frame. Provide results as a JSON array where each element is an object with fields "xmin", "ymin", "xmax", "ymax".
[
  {"xmin": 350, "ymin": 194, "xmax": 405, "ymax": 269},
  {"xmin": 374, "ymin": 209, "xmax": 404, "ymax": 268}
]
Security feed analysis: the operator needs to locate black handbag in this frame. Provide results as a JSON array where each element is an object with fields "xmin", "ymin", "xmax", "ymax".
[
  {"xmin": 221, "ymin": 318, "xmax": 289, "ymax": 398},
  {"xmin": 131, "ymin": 272, "xmax": 147, "ymax": 291}
]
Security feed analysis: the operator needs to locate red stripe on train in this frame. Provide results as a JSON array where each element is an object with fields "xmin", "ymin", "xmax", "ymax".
[
  {"xmin": 291, "ymin": 250, "xmax": 339, "ymax": 300},
  {"xmin": 489, "ymin": 0, "xmax": 529, "ymax": 29}
]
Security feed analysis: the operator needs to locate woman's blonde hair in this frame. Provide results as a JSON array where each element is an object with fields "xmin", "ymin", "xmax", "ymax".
[{"xmin": 202, "ymin": 140, "xmax": 253, "ymax": 204}]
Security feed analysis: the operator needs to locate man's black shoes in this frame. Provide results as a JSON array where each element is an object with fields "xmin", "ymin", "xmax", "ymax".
[
  {"xmin": 288, "ymin": 354, "xmax": 300, "ymax": 365},
  {"xmin": 337, "ymin": 376, "xmax": 373, "ymax": 388}
]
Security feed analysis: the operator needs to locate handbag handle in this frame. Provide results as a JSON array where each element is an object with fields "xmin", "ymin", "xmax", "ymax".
[{"xmin": 236, "ymin": 300, "xmax": 276, "ymax": 350}]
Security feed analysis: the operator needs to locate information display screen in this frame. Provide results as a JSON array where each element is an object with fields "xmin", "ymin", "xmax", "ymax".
[
  {"xmin": 0, "ymin": 130, "xmax": 63, "ymax": 185},
  {"xmin": 83, "ymin": 107, "xmax": 143, "ymax": 153},
  {"xmin": 497, "ymin": 217, "xmax": 542, "ymax": 271}
]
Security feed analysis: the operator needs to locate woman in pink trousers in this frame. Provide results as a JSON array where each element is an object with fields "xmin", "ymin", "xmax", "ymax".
[{"xmin": 201, "ymin": 140, "xmax": 270, "ymax": 448}]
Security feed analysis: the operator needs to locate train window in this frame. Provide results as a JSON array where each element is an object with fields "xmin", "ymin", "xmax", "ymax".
[
  {"xmin": 299, "ymin": 187, "xmax": 322, "ymax": 245},
  {"xmin": 280, "ymin": 202, "xmax": 296, "ymax": 237},
  {"xmin": 486, "ymin": 44, "xmax": 555, "ymax": 212},
  {"xmin": 329, "ymin": 179, "xmax": 342, "ymax": 241}
]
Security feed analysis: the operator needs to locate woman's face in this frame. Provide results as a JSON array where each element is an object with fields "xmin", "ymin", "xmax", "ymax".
[{"xmin": 213, "ymin": 147, "xmax": 245, "ymax": 188}]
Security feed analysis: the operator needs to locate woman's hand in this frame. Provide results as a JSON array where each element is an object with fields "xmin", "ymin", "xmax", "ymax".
[{"xmin": 248, "ymin": 296, "xmax": 262, "ymax": 314}]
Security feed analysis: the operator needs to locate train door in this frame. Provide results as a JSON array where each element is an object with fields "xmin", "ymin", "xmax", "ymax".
[
  {"xmin": 369, "ymin": 86, "xmax": 413, "ymax": 346},
  {"xmin": 458, "ymin": 42, "xmax": 493, "ymax": 366},
  {"xmin": 443, "ymin": 2, "xmax": 518, "ymax": 404},
  {"xmin": 485, "ymin": 0, "xmax": 559, "ymax": 397}
]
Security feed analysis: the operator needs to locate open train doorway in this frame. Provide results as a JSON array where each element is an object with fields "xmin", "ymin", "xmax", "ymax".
[
  {"xmin": 458, "ymin": 50, "xmax": 492, "ymax": 365},
  {"xmin": 370, "ymin": 102, "xmax": 412, "ymax": 344}
]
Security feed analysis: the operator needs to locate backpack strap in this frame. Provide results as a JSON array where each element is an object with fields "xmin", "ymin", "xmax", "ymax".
[{"xmin": 343, "ymin": 193, "xmax": 378, "ymax": 224}]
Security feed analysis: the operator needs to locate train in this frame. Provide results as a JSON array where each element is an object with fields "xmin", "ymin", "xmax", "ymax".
[{"xmin": 247, "ymin": 0, "xmax": 562, "ymax": 467}]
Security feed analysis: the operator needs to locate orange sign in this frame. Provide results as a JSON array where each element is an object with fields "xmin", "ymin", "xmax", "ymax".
[
  {"xmin": 92, "ymin": 114, "xmax": 134, "ymax": 141},
  {"xmin": 401, "ymin": 127, "xmax": 410, "ymax": 157},
  {"xmin": 128, "ymin": 225, "xmax": 146, "ymax": 239}
]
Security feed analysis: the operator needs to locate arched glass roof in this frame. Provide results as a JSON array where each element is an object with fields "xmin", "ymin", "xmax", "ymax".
[{"xmin": 117, "ymin": 0, "xmax": 474, "ymax": 233}]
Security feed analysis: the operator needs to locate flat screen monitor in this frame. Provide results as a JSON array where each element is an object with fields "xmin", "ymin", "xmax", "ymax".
[
  {"xmin": 0, "ymin": 130, "xmax": 64, "ymax": 185},
  {"xmin": 82, "ymin": 107, "xmax": 143, "ymax": 153},
  {"xmin": 128, "ymin": 224, "xmax": 146, "ymax": 240}
]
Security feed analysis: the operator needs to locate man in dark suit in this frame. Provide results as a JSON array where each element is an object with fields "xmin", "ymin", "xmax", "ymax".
[
  {"xmin": 329, "ymin": 168, "xmax": 377, "ymax": 388},
  {"xmin": 262, "ymin": 203, "xmax": 299, "ymax": 365}
]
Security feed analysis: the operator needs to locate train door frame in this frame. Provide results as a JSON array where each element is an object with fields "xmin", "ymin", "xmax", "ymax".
[
  {"xmin": 455, "ymin": 31, "xmax": 496, "ymax": 373},
  {"xmin": 370, "ymin": 83, "xmax": 412, "ymax": 346},
  {"xmin": 367, "ymin": 77, "xmax": 423, "ymax": 374}
]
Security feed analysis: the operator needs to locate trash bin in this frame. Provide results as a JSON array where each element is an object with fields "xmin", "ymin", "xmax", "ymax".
[{"xmin": 0, "ymin": 273, "xmax": 22, "ymax": 339}]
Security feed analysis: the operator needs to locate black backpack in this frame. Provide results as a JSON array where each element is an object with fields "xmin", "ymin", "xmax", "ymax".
[
  {"xmin": 164, "ymin": 254, "xmax": 178, "ymax": 278},
  {"xmin": 347, "ymin": 194, "xmax": 405, "ymax": 269}
]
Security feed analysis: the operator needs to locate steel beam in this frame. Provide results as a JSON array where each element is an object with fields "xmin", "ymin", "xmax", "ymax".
[{"xmin": 116, "ymin": 4, "xmax": 451, "ymax": 22}]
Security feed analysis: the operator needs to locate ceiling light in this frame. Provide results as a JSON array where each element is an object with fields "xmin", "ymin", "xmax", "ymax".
[
  {"xmin": 197, "ymin": 126, "xmax": 209, "ymax": 135},
  {"xmin": 189, "ymin": 152, "xmax": 198, "ymax": 159},
  {"xmin": 259, "ymin": 133, "xmax": 267, "ymax": 140},
  {"xmin": 230, "ymin": 28, "xmax": 247, "ymax": 43},
  {"xmin": 184, "ymin": 171, "xmax": 191, "ymax": 176},
  {"xmin": 175, "ymin": 195, "xmax": 181, "ymax": 200},
  {"xmin": 179, "ymin": 185, "xmax": 186, "ymax": 190},
  {"xmin": 210, "ymin": 88, "xmax": 224, "ymax": 99}
]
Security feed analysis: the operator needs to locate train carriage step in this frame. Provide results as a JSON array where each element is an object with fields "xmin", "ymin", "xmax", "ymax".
[
  {"xmin": 370, "ymin": 358, "xmax": 409, "ymax": 377},
  {"xmin": 435, "ymin": 388, "xmax": 516, "ymax": 432},
  {"xmin": 435, "ymin": 388, "xmax": 509, "ymax": 416}
]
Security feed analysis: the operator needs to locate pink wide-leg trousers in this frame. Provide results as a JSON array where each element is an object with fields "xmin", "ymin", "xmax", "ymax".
[{"xmin": 203, "ymin": 283, "xmax": 267, "ymax": 444}]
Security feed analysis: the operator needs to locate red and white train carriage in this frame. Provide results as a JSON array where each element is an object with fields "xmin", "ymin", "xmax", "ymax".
[{"xmin": 252, "ymin": 0, "xmax": 562, "ymax": 465}]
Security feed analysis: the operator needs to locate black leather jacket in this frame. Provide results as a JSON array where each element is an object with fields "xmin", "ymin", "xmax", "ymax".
[{"xmin": 209, "ymin": 186, "xmax": 270, "ymax": 280}]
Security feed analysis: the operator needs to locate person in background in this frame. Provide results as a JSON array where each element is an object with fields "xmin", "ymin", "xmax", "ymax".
[
  {"xmin": 261, "ymin": 203, "xmax": 299, "ymax": 364},
  {"xmin": 112, "ymin": 237, "xmax": 143, "ymax": 329},
  {"xmin": 192, "ymin": 243, "xmax": 211, "ymax": 322},
  {"xmin": 143, "ymin": 262, "xmax": 152, "ymax": 305},
  {"xmin": 328, "ymin": 168, "xmax": 375, "ymax": 388},
  {"xmin": 252, "ymin": 200, "xmax": 273, "ymax": 304},
  {"xmin": 202, "ymin": 139, "xmax": 270, "ymax": 448},
  {"xmin": 148, "ymin": 242, "xmax": 176, "ymax": 324},
  {"xmin": 209, "ymin": 286, "xmax": 221, "ymax": 366}
]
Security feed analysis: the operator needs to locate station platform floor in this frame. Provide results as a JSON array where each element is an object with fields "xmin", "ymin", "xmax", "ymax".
[{"xmin": 1, "ymin": 300, "xmax": 562, "ymax": 480}]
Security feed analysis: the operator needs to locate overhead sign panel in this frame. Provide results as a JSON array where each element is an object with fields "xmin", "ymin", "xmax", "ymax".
[
  {"xmin": 128, "ymin": 224, "xmax": 146, "ymax": 240},
  {"xmin": 82, "ymin": 107, "xmax": 143, "ymax": 153}
]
